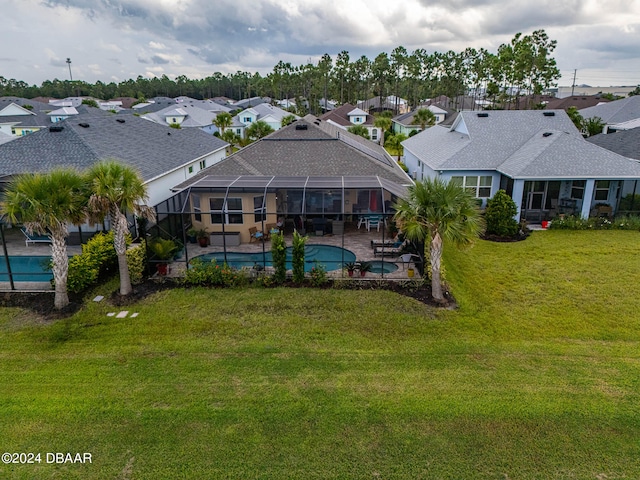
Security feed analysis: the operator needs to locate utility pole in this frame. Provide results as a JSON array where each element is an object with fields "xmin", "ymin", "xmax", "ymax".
[
  {"xmin": 66, "ymin": 58, "xmax": 73, "ymax": 81},
  {"xmin": 571, "ymin": 69, "xmax": 577, "ymax": 96}
]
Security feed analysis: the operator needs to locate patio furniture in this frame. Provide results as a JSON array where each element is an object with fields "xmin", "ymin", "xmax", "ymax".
[
  {"xmin": 249, "ymin": 227, "xmax": 264, "ymax": 243},
  {"xmin": 371, "ymin": 239, "xmax": 402, "ymax": 249},
  {"xmin": 357, "ymin": 216, "xmax": 369, "ymax": 229},
  {"xmin": 312, "ymin": 218, "xmax": 326, "ymax": 236},
  {"xmin": 367, "ymin": 215, "xmax": 382, "ymax": 232},
  {"xmin": 21, "ymin": 227, "xmax": 52, "ymax": 246},
  {"xmin": 374, "ymin": 241, "xmax": 405, "ymax": 257},
  {"xmin": 399, "ymin": 253, "xmax": 420, "ymax": 270}
]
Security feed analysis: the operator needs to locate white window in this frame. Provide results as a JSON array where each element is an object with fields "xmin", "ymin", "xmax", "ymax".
[
  {"xmin": 595, "ymin": 180, "xmax": 610, "ymax": 201},
  {"xmin": 188, "ymin": 166, "xmax": 194, "ymax": 174},
  {"xmin": 199, "ymin": 160, "xmax": 206, "ymax": 170},
  {"xmin": 371, "ymin": 129, "xmax": 378, "ymax": 140},
  {"xmin": 451, "ymin": 175, "xmax": 492, "ymax": 198},
  {"xmin": 571, "ymin": 180, "xmax": 585, "ymax": 200},
  {"xmin": 243, "ymin": 117, "xmax": 252, "ymax": 123},
  {"xmin": 210, "ymin": 198, "xmax": 243, "ymax": 224}
]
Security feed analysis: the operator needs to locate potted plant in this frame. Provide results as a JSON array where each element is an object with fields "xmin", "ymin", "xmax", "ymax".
[
  {"xmin": 358, "ymin": 261, "xmax": 372, "ymax": 277},
  {"xmin": 186, "ymin": 227, "xmax": 198, "ymax": 244},
  {"xmin": 149, "ymin": 238, "xmax": 178, "ymax": 275},
  {"xmin": 195, "ymin": 228, "xmax": 209, "ymax": 247},
  {"xmin": 344, "ymin": 262, "xmax": 357, "ymax": 277}
]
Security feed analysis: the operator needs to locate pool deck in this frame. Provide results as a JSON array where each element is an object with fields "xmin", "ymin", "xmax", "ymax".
[{"xmin": 172, "ymin": 223, "xmax": 421, "ymax": 281}]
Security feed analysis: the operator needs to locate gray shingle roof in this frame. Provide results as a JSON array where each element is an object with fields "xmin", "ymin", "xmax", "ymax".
[
  {"xmin": 173, "ymin": 115, "xmax": 410, "ymax": 190},
  {"xmin": 320, "ymin": 103, "xmax": 374, "ymax": 127},
  {"xmin": 403, "ymin": 110, "xmax": 640, "ymax": 179},
  {"xmin": 579, "ymin": 96, "xmax": 640, "ymax": 124},
  {"xmin": 0, "ymin": 109, "xmax": 227, "ymax": 181},
  {"xmin": 587, "ymin": 128, "xmax": 640, "ymax": 161}
]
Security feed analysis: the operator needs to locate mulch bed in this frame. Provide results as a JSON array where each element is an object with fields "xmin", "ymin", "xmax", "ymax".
[{"xmin": 1, "ymin": 276, "xmax": 455, "ymax": 321}]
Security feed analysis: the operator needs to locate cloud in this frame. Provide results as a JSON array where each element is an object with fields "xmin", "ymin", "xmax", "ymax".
[{"xmin": 149, "ymin": 41, "xmax": 167, "ymax": 50}]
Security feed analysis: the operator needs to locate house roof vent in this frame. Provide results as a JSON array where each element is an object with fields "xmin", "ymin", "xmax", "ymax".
[
  {"xmin": 543, "ymin": 132, "xmax": 553, "ymax": 137},
  {"xmin": 49, "ymin": 125, "xmax": 64, "ymax": 132},
  {"xmin": 295, "ymin": 123, "xmax": 308, "ymax": 130},
  {"xmin": 78, "ymin": 123, "xmax": 90, "ymax": 128},
  {"xmin": 116, "ymin": 118, "xmax": 125, "ymax": 123},
  {"xmin": 477, "ymin": 112, "xmax": 489, "ymax": 118},
  {"xmin": 543, "ymin": 111, "xmax": 555, "ymax": 116}
]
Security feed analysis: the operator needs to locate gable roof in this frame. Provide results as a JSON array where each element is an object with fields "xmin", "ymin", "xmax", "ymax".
[
  {"xmin": 173, "ymin": 115, "xmax": 409, "ymax": 191},
  {"xmin": 320, "ymin": 103, "xmax": 375, "ymax": 127},
  {"xmin": 0, "ymin": 109, "xmax": 227, "ymax": 182},
  {"xmin": 544, "ymin": 95, "xmax": 609, "ymax": 111},
  {"xmin": 579, "ymin": 95, "xmax": 640, "ymax": 124},
  {"xmin": 233, "ymin": 103, "xmax": 294, "ymax": 124},
  {"xmin": 403, "ymin": 110, "xmax": 640, "ymax": 179},
  {"xmin": 587, "ymin": 128, "xmax": 640, "ymax": 161},
  {"xmin": 393, "ymin": 106, "xmax": 449, "ymax": 127}
]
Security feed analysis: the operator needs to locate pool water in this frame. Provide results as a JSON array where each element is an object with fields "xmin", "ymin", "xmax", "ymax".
[
  {"xmin": 368, "ymin": 261, "xmax": 398, "ymax": 274},
  {"xmin": 192, "ymin": 244, "xmax": 356, "ymax": 272},
  {"xmin": 0, "ymin": 256, "xmax": 53, "ymax": 282}
]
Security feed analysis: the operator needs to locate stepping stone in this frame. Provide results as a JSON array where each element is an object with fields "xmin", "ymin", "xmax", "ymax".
[
  {"xmin": 116, "ymin": 311, "xmax": 129, "ymax": 318},
  {"xmin": 93, "ymin": 295, "xmax": 104, "ymax": 302},
  {"xmin": 107, "ymin": 312, "xmax": 115, "ymax": 317},
  {"xmin": 130, "ymin": 313, "xmax": 139, "ymax": 318}
]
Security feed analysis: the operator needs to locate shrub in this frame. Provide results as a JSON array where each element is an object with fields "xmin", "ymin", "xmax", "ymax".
[
  {"xmin": 618, "ymin": 194, "xmax": 640, "ymax": 212},
  {"xmin": 308, "ymin": 260, "xmax": 328, "ymax": 286},
  {"xmin": 484, "ymin": 190, "xmax": 519, "ymax": 236},
  {"xmin": 62, "ymin": 231, "xmax": 122, "ymax": 294},
  {"xmin": 66, "ymin": 254, "xmax": 100, "ymax": 293},
  {"xmin": 126, "ymin": 242, "xmax": 147, "ymax": 285},
  {"xmin": 291, "ymin": 230, "xmax": 307, "ymax": 284},
  {"xmin": 549, "ymin": 215, "xmax": 640, "ymax": 231},
  {"xmin": 183, "ymin": 259, "xmax": 245, "ymax": 287},
  {"xmin": 271, "ymin": 232, "xmax": 287, "ymax": 284}
]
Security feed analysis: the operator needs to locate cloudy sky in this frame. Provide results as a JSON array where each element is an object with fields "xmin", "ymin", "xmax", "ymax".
[{"xmin": 2, "ymin": 0, "xmax": 640, "ymax": 88}]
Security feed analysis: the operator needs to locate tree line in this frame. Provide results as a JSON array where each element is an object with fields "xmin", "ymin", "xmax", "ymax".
[{"xmin": 1, "ymin": 30, "xmax": 560, "ymax": 114}]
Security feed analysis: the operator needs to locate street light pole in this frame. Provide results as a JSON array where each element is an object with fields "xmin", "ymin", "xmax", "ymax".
[{"xmin": 66, "ymin": 58, "xmax": 73, "ymax": 81}]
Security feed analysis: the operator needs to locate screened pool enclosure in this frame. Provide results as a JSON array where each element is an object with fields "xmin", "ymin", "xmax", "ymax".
[{"xmin": 151, "ymin": 175, "xmax": 414, "ymax": 276}]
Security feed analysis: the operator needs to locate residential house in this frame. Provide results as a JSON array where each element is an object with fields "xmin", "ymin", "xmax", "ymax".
[
  {"xmin": 358, "ymin": 96, "xmax": 409, "ymax": 114},
  {"xmin": 0, "ymin": 97, "xmax": 53, "ymax": 138},
  {"xmin": 48, "ymin": 106, "xmax": 79, "ymax": 123},
  {"xmin": 544, "ymin": 95, "xmax": 609, "ymax": 111},
  {"xmin": 165, "ymin": 115, "xmax": 411, "ymax": 244},
  {"xmin": 232, "ymin": 103, "xmax": 298, "ymax": 138},
  {"xmin": 392, "ymin": 105, "xmax": 449, "ymax": 136},
  {"xmin": 0, "ymin": 108, "xmax": 228, "ymax": 207},
  {"xmin": 579, "ymin": 95, "xmax": 640, "ymax": 133},
  {"xmin": 587, "ymin": 127, "xmax": 640, "ymax": 161},
  {"xmin": 229, "ymin": 96, "xmax": 271, "ymax": 111},
  {"xmin": 320, "ymin": 103, "xmax": 380, "ymax": 143},
  {"xmin": 402, "ymin": 110, "xmax": 640, "ymax": 221}
]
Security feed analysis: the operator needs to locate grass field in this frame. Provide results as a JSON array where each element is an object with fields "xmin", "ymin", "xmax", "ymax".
[{"xmin": 1, "ymin": 230, "xmax": 640, "ymax": 479}]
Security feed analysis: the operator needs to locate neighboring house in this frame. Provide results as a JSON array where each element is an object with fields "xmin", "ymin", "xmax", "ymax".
[
  {"xmin": 358, "ymin": 96, "xmax": 409, "ymax": 114},
  {"xmin": 392, "ymin": 105, "xmax": 449, "ymax": 136},
  {"xmin": 402, "ymin": 110, "xmax": 640, "ymax": 221},
  {"xmin": 0, "ymin": 97, "xmax": 53, "ymax": 138},
  {"xmin": 544, "ymin": 95, "xmax": 609, "ymax": 111},
  {"xmin": 320, "ymin": 103, "xmax": 380, "ymax": 142},
  {"xmin": 587, "ymin": 128, "xmax": 640, "ymax": 161},
  {"xmin": 0, "ymin": 108, "xmax": 228, "ymax": 207},
  {"xmin": 232, "ymin": 103, "xmax": 298, "ymax": 138},
  {"xmin": 579, "ymin": 95, "xmax": 640, "ymax": 133},
  {"xmin": 229, "ymin": 96, "xmax": 271, "ymax": 111},
  {"xmin": 48, "ymin": 106, "xmax": 79, "ymax": 123},
  {"xmin": 142, "ymin": 104, "xmax": 224, "ymax": 135},
  {"xmin": 166, "ymin": 115, "xmax": 412, "ymax": 244}
]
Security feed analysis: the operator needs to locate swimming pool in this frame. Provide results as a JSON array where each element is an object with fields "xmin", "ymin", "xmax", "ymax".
[
  {"xmin": 192, "ymin": 244, "xmax": 356, "ymax": 272},
  {"xmin": 368, "ymin": 260, "xmax": 398, "ymax": 274},
  {"xmin": 0, "ymin": 256, "xmax": 53, "ymax": 282}
]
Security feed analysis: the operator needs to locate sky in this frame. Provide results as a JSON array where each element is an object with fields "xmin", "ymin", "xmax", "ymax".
[{"xmin": 2, "ymin": 0, "xmax": 640, "ymax": 89}]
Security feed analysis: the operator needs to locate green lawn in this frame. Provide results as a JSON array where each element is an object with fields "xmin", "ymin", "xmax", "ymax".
[{"xmin": 1, "ymin": 230, "xmax": 640, "ymax": 479}]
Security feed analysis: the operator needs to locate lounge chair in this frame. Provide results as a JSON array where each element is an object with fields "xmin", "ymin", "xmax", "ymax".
[
  {"xmin": 373, "ymin": 241, "xmax": 405, "ymax": 257},
  {"xmin": 21, "ymin": 227, "xmax": 52, "ymax": 246},
  {"xmin": 371, "ymin": 239, "xmax": 402, "ymax": 249}
]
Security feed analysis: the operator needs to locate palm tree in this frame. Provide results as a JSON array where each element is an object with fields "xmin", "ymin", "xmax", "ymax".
[
  {"xmin": 245, "ymin": 120, "xmax": 275, "ymax": 141},
  {"xmin": 393, "ymin": 178, "xmax": 485, "ymax": 303},
  {"xmin": 281, "ymin": 114, "xmax": 296, "ymax": 127},
  {"xmin": 213, "ymin": 112, "xmax": 232, "ymax": 134},
  {"xmin": 347, "ymin": 124, "xmax": 370, "ymax": 140},
  {"xmin": 385, "ymin": 133, "xmax": 407, "ymax": 162},
  {"xmin": 221, "ymin": 130, "xmax": 241, "ymax": 154},
  {"xmin": 1, "ymin": 169, "xmax": 86, "ymax": 309},
  {"xmin": 85, "ymin": 160, "xmax": 154, "ymax": 296},
  {"xmin": 374, "ymin": 112, "xmax": 392, "ymax": 145},
  {"xmin": 411, "ymin": 108, "xmax": 437, "ymax": 132}
]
